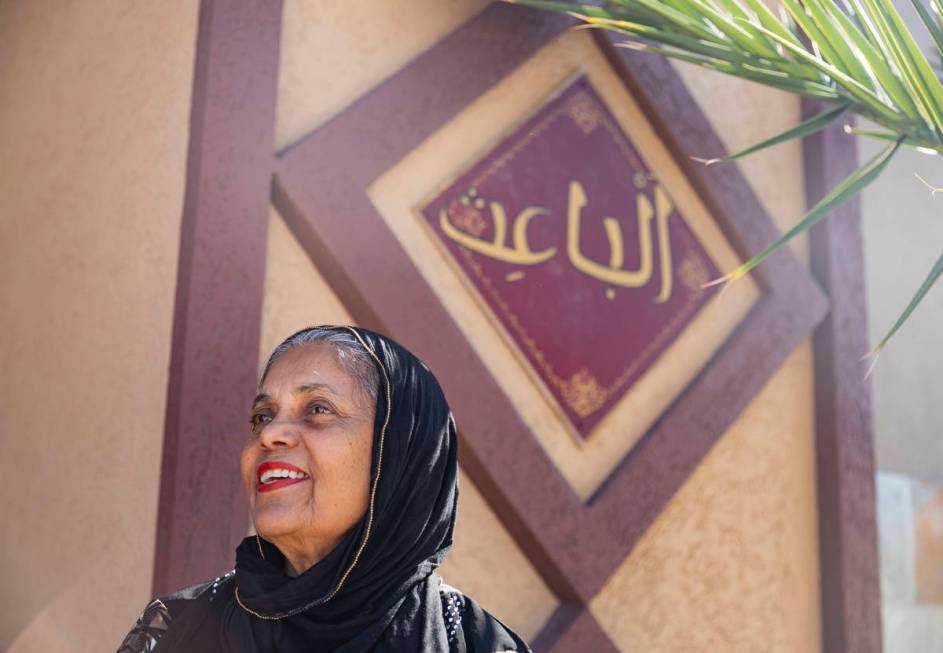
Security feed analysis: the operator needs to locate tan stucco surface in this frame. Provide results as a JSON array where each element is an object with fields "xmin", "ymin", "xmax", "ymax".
[
  {"xmin": 276, "ymin": 0, "xmax": 490, "ymax": 151},
  {"xmin": 590, "ymin": 344, "xmax": 821, "ymax": 651},
  {"xmin": 0, "ymin": 1, "xmax": 198, "ymax": 650},
  {"xmin": 260, "ymin": 207, "xmax": 357, "ymax": 366},
  {"xmin": 0, "ymin": 0, "xmax": 825, "ymax": 649}
]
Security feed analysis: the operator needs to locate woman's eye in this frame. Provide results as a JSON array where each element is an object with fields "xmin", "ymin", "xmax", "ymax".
[
  {"xmin": 309, "ymin": 404, "xmax": 331, "ymax": 416},
  {"xmin": 250, "ymin": 413, "xmax": 272, "ymax": 429}
]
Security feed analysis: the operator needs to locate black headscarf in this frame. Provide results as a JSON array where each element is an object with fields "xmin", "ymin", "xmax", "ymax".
[{"xmin": 148, "ymin": 325, "xmax": 525, "ymax": 653}]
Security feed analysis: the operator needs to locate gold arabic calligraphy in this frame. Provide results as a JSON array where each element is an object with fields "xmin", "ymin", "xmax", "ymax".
[{"xmin": 439, "ymin": 180, "xmax": 675, "ymax": 303}]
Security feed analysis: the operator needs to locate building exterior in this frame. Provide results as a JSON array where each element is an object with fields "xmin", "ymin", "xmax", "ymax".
[{"xmin": 2, "ymin": 1, "xmax": 936, "ymax": 651}]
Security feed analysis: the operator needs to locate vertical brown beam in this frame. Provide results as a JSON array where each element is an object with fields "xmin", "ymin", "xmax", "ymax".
[
  {"xmin": 153, "ymin": 0, "xmax": 282, "ymax": 596},
  {"xmin": 803, "ymin": 105, "xmax": 883, "ymax": 652}
]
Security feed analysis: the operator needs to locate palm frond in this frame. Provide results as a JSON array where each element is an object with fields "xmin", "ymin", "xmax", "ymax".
[
  {"xmin": 870, "ymin": 250, "xmax": 943, "ymax": 355},
  {"xmin": 506, "ymin": 0, "xmax": 943, "ymax": 351},
  {"xmin": 693, "ymin": 102, "xmax": 850, "ymax": 163},
  {"xmin": 707, "ymin": 135, "xmax": 902, "ymax": 284}
]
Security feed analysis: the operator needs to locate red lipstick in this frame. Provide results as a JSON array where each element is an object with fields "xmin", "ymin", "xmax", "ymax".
[{"xmin": 256, "ymin": 460, "xmax": 310, "ymax": 493}]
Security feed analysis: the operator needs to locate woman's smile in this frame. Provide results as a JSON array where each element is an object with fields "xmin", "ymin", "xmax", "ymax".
[{"xmin": 256, "ymin": 460, "xmax": 310, "ymax": 493}]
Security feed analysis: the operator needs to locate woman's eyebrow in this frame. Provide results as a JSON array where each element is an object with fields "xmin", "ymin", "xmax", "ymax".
[{"xmin": 252, "ymin": 383, "xmax": 339, "ymax": 407}]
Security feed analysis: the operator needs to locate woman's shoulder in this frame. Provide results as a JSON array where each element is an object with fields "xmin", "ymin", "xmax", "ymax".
[
  {"xmin": 438, "ymin": 582, "xmax": 531, "ymax": 653},
  {"xmin": 115, "ymin": 571, "xmax": 235, "ymax": 653}
]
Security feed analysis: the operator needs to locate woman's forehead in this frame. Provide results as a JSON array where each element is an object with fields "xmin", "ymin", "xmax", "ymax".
[{"xmin": 261, "ymin": 344, "xmax": 354, "ymax": 395}]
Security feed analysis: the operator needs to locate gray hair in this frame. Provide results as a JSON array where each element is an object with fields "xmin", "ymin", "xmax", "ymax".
[{"xmin": 261, "ymin": 326, "xmax": 379, "ymax": 405}]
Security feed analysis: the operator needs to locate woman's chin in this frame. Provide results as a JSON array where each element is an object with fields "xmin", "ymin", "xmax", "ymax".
[{"xmin": 252, "ymin": 505, "xmax": 302, "ymax": 541}]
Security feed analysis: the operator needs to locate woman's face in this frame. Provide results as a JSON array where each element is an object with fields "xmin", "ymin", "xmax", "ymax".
[{"xmin": 241, "ymin": 342, "xmax": 375, "ymax": 574}]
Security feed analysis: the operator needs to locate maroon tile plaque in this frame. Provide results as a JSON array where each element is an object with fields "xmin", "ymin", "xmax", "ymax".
[{"xmin": 420, "ymin": 76, "xmax": 720, "ymax": 439}]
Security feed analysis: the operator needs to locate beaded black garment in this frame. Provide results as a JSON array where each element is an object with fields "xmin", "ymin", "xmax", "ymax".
[{"xmin": 116, "ymin": 574, "xmax": 512, "ymax": 653}]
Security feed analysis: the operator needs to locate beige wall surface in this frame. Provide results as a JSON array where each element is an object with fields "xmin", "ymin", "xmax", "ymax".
[
  {"xmin": 0, "ymin": 1, "xmax": 198, "ymax": 651},
  {"xmin": 276, "ymin": 0, "xmax": 490, "ymax": 151},
  {"xmin": 260, "ymin": 207, "xmax": 357, "ymax": 366},
  {"xmin": 0, "ymin": 0, "xmax": 827, "ymax": 650}
]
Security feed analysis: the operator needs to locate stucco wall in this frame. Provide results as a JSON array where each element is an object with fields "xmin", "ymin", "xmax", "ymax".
[
  {"xmin": 0, "ymin": 0, "xmax": 829, "ymax": 650},
  {"xmin": 0, "ymin": 1, "xmax": 197, "ymax": 650}
]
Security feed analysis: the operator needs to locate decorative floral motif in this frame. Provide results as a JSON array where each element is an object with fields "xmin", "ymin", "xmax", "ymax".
[
  {"xmin": 448, "ymin": 200, "xmax": 488, "ymax": 237},
  {"xmin": 566, "ymin": 90, "xmax": 604, "ymax": 134},
  {"xmin": 679, "ymin": 252, "xmax": 710, "ymax": 292},
  {"xmin": 561, "ymin": 368, "xmax": 609, "ymax": 417}
]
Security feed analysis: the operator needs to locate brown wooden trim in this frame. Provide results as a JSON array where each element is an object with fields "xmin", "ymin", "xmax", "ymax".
[
  {"xmin": 273, "ymin": 4, "xmax": 828, "ymax": 648},
  {"xmin": 803, "ymin": 105, "xmax": 883, "ymax": 653},
  {"xmin": 532, "ymin": 605, "xmax": 619, "ymax": 653},
  {"xmin": 152, "ymin": 0, "xmax": 283, "ymax": 597}
]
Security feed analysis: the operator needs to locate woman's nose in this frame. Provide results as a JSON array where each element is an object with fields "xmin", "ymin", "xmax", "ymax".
[{"xmin": 258, "ymin": 418, "xmax": 301, "ymax": 449}]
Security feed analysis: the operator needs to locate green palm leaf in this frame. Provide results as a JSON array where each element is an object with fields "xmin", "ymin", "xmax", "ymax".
[
  {"xmin": 706, "ymin": 136, "xmax": 902, "ymax": 285},
  {"xmin": 506, "ymin": 0, "xmax": 943, "ymax": 353},
  {"xmin": 692, "ymin": 102, "xmax": 850, "ymax": 164},
  {"xmin": 910, "ymin": 0, "xmax": 943, "ymax": 62},
  {"xmin": 869, "ymin": 251, "xmax": 943, "ymax": 356}
]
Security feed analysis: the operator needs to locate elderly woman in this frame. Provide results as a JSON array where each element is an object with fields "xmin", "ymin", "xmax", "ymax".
[{"xmin": 118, "ymin": 325, "xmax": 529, "ymax": 653}]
